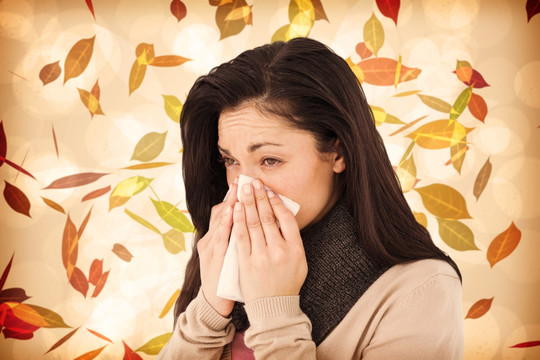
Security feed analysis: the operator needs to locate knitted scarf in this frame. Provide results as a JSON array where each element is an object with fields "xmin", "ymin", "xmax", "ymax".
[{"xmin": 231, "ymin": 199, "xmax": 387, "ymax": 345}]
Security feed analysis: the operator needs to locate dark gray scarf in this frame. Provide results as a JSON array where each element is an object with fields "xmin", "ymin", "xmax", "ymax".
[{"xmin": 231, "ymin": 199, "xmax": 387, "ymax": 345}]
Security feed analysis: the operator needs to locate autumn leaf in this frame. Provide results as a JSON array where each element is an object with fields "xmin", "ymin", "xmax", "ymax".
[
  {"xmin": 468, "ymin": 92, "xmax": 487, "ymax": 122},
  {"xmin": 0, "ymin": 120, "xmax": 6, "ymax": 167},
  {"xmin": 39, "ymin": 61, "xmax": 61, "ymax": 85},
  {"xmin": 358, "ymin": 57, "xmax": 421, "ymax": 86},
  {"xmin": 77, "ymin": 207, "xmax": 92, "ymax": 240},
  {"xmin": 128, "ymin": 60, "xmax": 147, "ymax": 95},
  {"xmin": 62, "ymin": 215, "xmax": 78, "ymax": 278},
  {"xmin": 389, "ymin": 116, "xmax": 426, "ymax": 137},
  {"xmin": 406, "ymin": 119, "xmax": 470, "ymax": 149},
  {"xmin": 73, "ymin": 345, "xmax": 107, "ymax": 360},
  {"xmin": 448, "ymin": 140, "xmax": 468, "ymax": 174},
  {"xmin": 0, "ymin": 288, "xmax": 30, "ymax": 303},
  {"xmin": 0, "ymin": 302, "xmax": 39, "ymax": 339},
  {"xmin": 91, "ymin": 270, "xmax": 109, "ymax": 298},
  {"xmin": 0, "ymin": 254, "xmax": 14, "ymax": 291},
  {"xmin": 162, "ymin": 228, "xmax": 186, "ymax": 254},
  {"xmin": 363, "ymin": 12, "xmax": 384, "ymax": 56},
  {"xmin": 436, "ymin": 218, "xmax": 479, "ymax": 251},
  {"xmin": 473, "ymin": 157, "xmax": 492, "ymax": 201},
  {"xmin": 44, "ymin": 172, "xmax": 108, "ymax": 189},
  {"xmin": 170, "ymin": 0, "xmax": 187, "ymax": 22},
  {"xmin": 487, "ymin": 222, "xmax": 521, "ymax": 268},
  {"xmin": 125, "ymin": 208, "xmax": 161, "ymax": 234},
  {"xmin": 123, "ymin": 341, "xmax": 143, "ymax": 360},
  {"xmin": 510, "ymin": 340, "xmax": 540, "ymax": 348},
  {"xmin": 121, "ymin": 162, "xmax": 175, "ymax": 170},
  {"xmin": 6, "ymin": 302, "xmax": 50, "ymax": 327},
  {"xmin": 86, "ymin": 328, "xmax": 113, "ymax": 343},
  {"xmin": 151, "ymin": 199, "xmax": 194, "ymax": 232},
  {"xmin": 69, "ymin": 266, "xmax": 89, "ymax": 297},
  {"xmin": 465, "ymin": 297, "xmax": 494, "ymax": 319},
  {"xmin": 345, "ymin": 57, "xmax": 364, "ymax": 83},
  {"xmin": 45, "ymin": 327, "xmax": 79, "ymax": 354},
  {"xmin": 271, "ymin": 24, "xmax": 291, "ymax": 43},
  {"xmin": 376, "ymin": 0, "xmax": 400, "ymax": 25},
  {"xmin": 311, "ymin": 0, "xmax": 328, "ymax": 21},
  {"xmin": 136, "ymin": 332, "xmax": 173, "ymax": 355},
  {"xmin": 393, "ymin": 90, "xmax": 422, "ymax": 97},
  {"xmin": 355, "ymin": 42, "xmax": 373, "ymax": 59},
  {"xmin": 159, "ymin": 289, "xmax": 181, "ymax": 319},
  {"xmin": 136, "ymin": 43, "xmax": 156, "ymax": 64},
  {"xmin": 395, "ymin": 154, "xmax": 417, "ymax": 193},
  {"xmin": 214, "ymin": 0, "xmax": 251, "ymax": 40},
  {"xmin": 82, "ymin": 185, "xmax": 111, "ymax": 202},
  {"xmin": 109, "ymin": 176, "xmax": 153, "ymax": 211},
  {"xmin": 130, "ymin": 131, "xmax": 167, "ymax": 162},
  {"xmin": 162, "ymin": 94, "xmax": 183, "ymax": 123},
  {"xmin": 526, "ymin": 0, "xmax": 540, "ymax": 22},
  {"xmin": 454, "ymin": 60, "xmax": 489, "ymax": 88},
  {"xmin": 224, "ymin": 5, "xmax": 252, "ymax": 22},
  {"xmin": 88, "ymin": 259, "xmax": 103, "ymax": 286},
  {"xmin": 85, "ymin": 0, "xmax": 96, "ymax": 19},
  {"xmin": 151, "ymin": 55, "xmax": 190, "ymax": 67},
  {"xmin": 413, "ymin": 211, "xmax": 427, "ymax": 228},
  {"xmin": 52, "ymin": 125, "xmax": 59, "ymax": 158},
  {"xmin": 3, "ymin": 181, "xmax": 31, "ymax": 217},
  {"xmin": 78, "ymin": 82, "xmax": 105, "ymax": 118},
  {"xmin": 25, "ymin": 304, "xmax": 70, "ymax": 328},
  {"xmin": 417, "ymin": 94, "xmax": 451, "ymax": 113},
  {"xmin": 41, "ymin": 196, "xmax": 65, "ymax": 214},
  {"xmin": 112, "ymin": 243, "xmax": 134, "ymax": 262},
  {"xmin": 414, "ymin": 183, "xmax": 472, "ymax": 220},
  {"xmin": 64, "ymin": 36, "xmax": 95, "ymax": 84}
]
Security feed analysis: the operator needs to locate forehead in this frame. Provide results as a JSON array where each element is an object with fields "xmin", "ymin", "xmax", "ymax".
[{"xmin": 218, "ymin": 104, "xmax": 291, "ymax": 133}]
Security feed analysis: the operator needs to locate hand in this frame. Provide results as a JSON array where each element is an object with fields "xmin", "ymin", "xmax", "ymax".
[
  {"xmin": 197, "ymin": 182, "xmax": 238, "ymax": 317},
  {"xmin": 234, "ymin": 179, "xmax": 308, "ymax": 302}
]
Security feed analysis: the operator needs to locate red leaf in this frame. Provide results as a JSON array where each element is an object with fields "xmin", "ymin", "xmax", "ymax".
[
  {"xmin": 44, "ymin": 172, "xmax": 108, "ymax": 189},
  {"xmin": 86, "ymin": 328, "xmax": 113, "ymax": 343},
  {"xmin": 468, "ymin": 69, "xmax": 489, "ymax": 88},
  {"xmin": 510, "ymin": 340, "xmax": 540, "ymax": 348},
  {"xmin": 468, "ymin": 92, "xmax": 488, "ymax": 122},
  {"xmin": 465, "ymin": 297, "xmax": 494, "ymax": 319},
  {"xmin": 170, "ymin": 0, "xmax": 187, "ymax": 22},
  {"xmin": 73, "ymin": 345, "xmax": 107, "ymax": 360},
  {"xmin": 526, "ymin": 0, "xmax": 540, "ymax": 22},
  {"xmin": 487, "ymin": 222, "xmax": 522, "ymax": 267},
  {"xmin": 0, "ymin": 288, "xmax": 30, "ymax": 303},
  {"xmin": 123, "ymin": 341, "xmax": 144, "ymax": 360},
  {"xmin": 69, "ymin": 267, "xmax": 89, "ymax": 297},
  {"xmin": 52, "ymin": 125, "xmax": 59, "ymax": 159},
  {"xmin": 376, "ymin": 0, "xmax": 400, "ymax": 25},
  {"xmin": 88, "ymin": 259, "xmax": 103, "ymax": 286},
  {"xmin": 2, "ymin": 327, "xmax": 35, "ymax": 339},
  {"xmin": 82, "ymin": 185, "xmax": 111, "ymax": 202},
  {"xmin": 85, "ymin": 0, "xmax": 96, "ymax": 20},
  {"xmin": 92, "ymin": 270, "xmax": 110, "ymax": 298},
  {"xmin": 3, "ymin": 181, "xmax": 31, "ymax": 217},
  {"xmin": 91, "ymin": 79, "xmax": 100, "ymax": 99},
  {"xmin": 0, "ymin": 121, "xmax": 6, "ymax": 167},
  {"xmin": 2, "ymin": 157, "xmax": 36, "ymax": 179},
  {"xmin": 355, "ymin": 42, "xmax": 373, "ymax": 59},
  {"xmin": 0, "ymin": 303, "xmax": 39, "ymax": 339},
  {"xmin": 0, "ymin": 254, "xmax": 14, "ymax": 291},
  {"xmin": 62, "ymin": 215, "xmax": 78, "ymax": 277},
  {"xmin": 77, "ymin": 207, "xmax": 93, "ymax": 239},
  {"xmin": 44, "ymin": 327, "xmax": 80, "ymax": 354}
]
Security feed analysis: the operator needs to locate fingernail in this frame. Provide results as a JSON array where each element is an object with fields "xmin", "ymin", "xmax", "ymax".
[
  {"xmin": 235, "ymin": 202, "xmax": 242, "ymax": 211},
  {"xmin": 252, "ymin": 179, "xmax": 262, "ymax": 190},
  {"xmin": 267, "ymin": 190, "xmax": 275, "ymax": 198},
  {"xmin": 243, "ymin": 183, "xmax": 252, "ymax": 195},
  {"xmin": 224, "ymin": 188, "xmax": 231, "ymax": 201},
  {"xmin": 234, "ymin": 176, "xmax": 239, "ymax": 184}
]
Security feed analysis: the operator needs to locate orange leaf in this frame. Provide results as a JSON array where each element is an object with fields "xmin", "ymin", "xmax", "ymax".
[
  {"xmin": 82, "ymin": 185, "xmax": 111, "ymax": 202},
  {"xmin": 88, "ymin": 259, "xmax": 103, "ymax": 286},
  {"xmin": 487, "ymin": 222, "xmax": 521, "ymax": 268},
  {"xmin": 64, "ymin": 36, "xmax": 96, "ymax": 84},
  {"xmin": 44, "ymin": 172, "xmax": 108, "ymax": 189},
  {"xmin": 86, "ymin": 328, "xmax": 113, "ymax": 343},
  {"xmin": 62, "ymin": 215, "xmax": 78, "ymax": 277},
  {"xmin": 468, "ymin": 92, "xmax": 487, "ymax": 122},
  {"xmin": 3, "ymin": 181, "xmax": 31, "ymax": 217},
  {"xmin": 41, "ymin": 196, "xmax": 65, "ymax": 214},
  {"xmin": 159, "ymin": 289, "xmax": 181, "ymax": 319},
  {"xmin": 128, "ymin": 60, "xmax": 147, "ymax": 95},
  {"xmin": 465, "ymin": 297, "xmax": 494, "ymax": 319},
  {"xmin": 355, "ymin": 42, "xmax": 373, "ymax": 59},
  {"xmin": 73, "ymin": 345, "xmax": 107, "ymax": 360},
  {"xmin": 7, "ymin": 302, "xmax": 50, "ymax": 327},
  {"xmin": 45, "ymin": 327, "xmax": 80, "ymax": 354},
  {"xmin": 91, "ymin": 79, "xmax": 100, "ymax": 99},
  {"xmin": 123, "ymin": 341, "xmax": 144, "ymax": 360},
  {"xmin": 39, "ymin": 61, "xmax": 61, "ymax": 85},
  {"xmin": 112, "ymin": 243, "xmax": 134, "ymax": 262},
  {"xmin": 357, "ymin": 57, "xmax": 421, "ymax": 86},
  {"xmin": 69, "ymin": 266, "xmax": 89, "ymax": 297},
  {"xmin": 77, "ymin": 207, "xmax": 92, "ymax": 240},
  {"xmin": 151, "ymin": 55, "xmax": 190, "ymax": 67},
  {"xmin": 135, "ymin": 43, "xmax": 155, "ymax": 63},
  {"xmin": 170, "ymin": 0, "xmax": 187, "ymax": 22},
  {"xmin": 92, "ymin": 270, "xmax": 110, "ymax": 298}
]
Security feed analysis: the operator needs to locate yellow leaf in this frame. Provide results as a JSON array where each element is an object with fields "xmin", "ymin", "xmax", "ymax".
[
  {"xmin": 136, "ymin": 333, "xmax": 173, "ymax": 355},
  {"xmin": 370, "ymin": 105, "xmax": 386, "ymax": 126},
  {"xmin": 288, "ymin": 11, "xmax": 314, "ymax": 39},
  {"xmin": 413, "ymin": 211, "xmax": 427, "ymax": 228},
  {"xmin": 417, "ymin": 94, "xmax": 452, "ymax": 113},
  {"xmin": 77, "ymin": 88, "xmax": 105, "ymax": 116},
  {"xmin": 414, "ymin": 183, "xmax": 472, "ymax": 220},
  {"xmin": 395, "ymin": 154, "xmax": 417, "ymax": 193},
  {"xmin": 363, "ymin": 13, "xmax": 384, "ymax": 56},
  {"xmin": 159, "ymin": 289, "xmax": 181, "ymax": 319},
  {"xmin": 125, "ymin": 208, "xmax": 161, "ymax": 235},
  {"xmin": 129, "ymin": 60, "xmax": 147, "ymax": 95},
  {"xmin": 135, "ymin": 43, "xmax": 155, "ymax": 65},
  {"xmin": 151, "ymin": 199, "xmax": 194, "ymax": 232},
  {"xmin": 289, "ymin": 0, "xmax": 315, "ymax": 23},
  {"xmin": 162, "ymin": 94, "xmax": 183, "ymax": 123},
  {"xmin": 130, "ymin": 131, "xmax": 167, "ymax": 162},
  {"xmin": 436, "ymin": 218, "xmax": 479, "ymax": 251},
  {"xmin": 109, "ymin": 176, "xmax": 153, "ymax": 211},
  {"xmin": 64, "ymin": 36, "xmax": 95, "ymax": 84},
  {"xmin": 7, "ymin": 302, "xmax": 51, "ymax": 327},
  {"xmin": 406, "ymin": 119, "xmax": 468, "ymax": 149},
  {"xmin": 26, "ymin": 304, "xmax": 71, "ymax": 328},
  {"xmin": 162, "ymin": 228, "xmax": 186, "ymax": 254},
  {"xmin": 224, "ymin": 5, "xmax": 252, "ymax": 22},
  {"xmin": 448, "ymin": 139, "xmax": 469, "ymax": 174},
  {"xmin": 345, "ymin": 57, "xmax": 364, "ymax": 83},
  {"xmin": 394, "ymin": 55, "xmax": 402, "ymax": 88},
  {"xmin": 271, "ymin": 24, "xmax": 291, "ymax": 43},
  {"xmin": 41, "ymin": 196, "xmax": 65, "ymax": 214}
]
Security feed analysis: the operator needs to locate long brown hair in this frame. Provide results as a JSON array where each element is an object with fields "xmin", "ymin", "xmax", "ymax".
[{"xmin": 174, "ymin": 37, "xmax": 461, "ymax": 319}]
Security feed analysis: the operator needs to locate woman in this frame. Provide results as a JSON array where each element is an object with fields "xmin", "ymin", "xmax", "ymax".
[{"xmin": 158, "ymin": 38, "xmax": 463, "ymax": 359}]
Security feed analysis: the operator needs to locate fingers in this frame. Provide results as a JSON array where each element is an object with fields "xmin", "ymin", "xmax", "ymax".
[
  {"xmin": 251, "ymin": 180, "xmax": 282, "ymax": 243},
  {"xmin": 239, "ymin": 181, "xmax": 267, "ymax": 253},
  {"xmin": 267, "ymin": 190, "xmax": 301, "ymax": 243}
]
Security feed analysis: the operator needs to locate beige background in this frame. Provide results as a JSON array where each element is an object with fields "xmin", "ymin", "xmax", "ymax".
[{"xmin": 1, "ymin": 0, "xmax": 539, "ymax": 358}]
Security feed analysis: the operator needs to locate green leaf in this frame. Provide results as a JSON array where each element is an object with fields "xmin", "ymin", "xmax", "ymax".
[
  {"xmin": 436, "ymin": 218, "xmax": 479, "ymax": 251},
  {"xmin": 151, "ymin": 199, "xmax": 194, "ymax": 232},
  {"xmin": 450, "ymin": 87, "xmax": 472, "ymax": 120},
  {"xmin": 130, "ymin": 131, "xmax": 167, "ymax": 162},
  {"xmin": 109, "ymin": 176, "xmax": 153, "ymax": 211},
  {"xmin": 417, "ymin": 94, "xmax": 452, "ymax": 113},
  {"xmin": 363, "ymin": 12, "xmax": 384, "ymax": 56},
  {"xmin": 136, "ymin": 332, "xmax": 173, "ymax": 355},
  {"xmin": 162, "ymin": 95, "xmax": 183, "ymax": 123},
  {"xmin": 162, "ymin": 228, "xmax": 186, "ymax": 254},
  {"xmin": 124, "ymin": 208, "xmax": 160, "ymax": 234}
]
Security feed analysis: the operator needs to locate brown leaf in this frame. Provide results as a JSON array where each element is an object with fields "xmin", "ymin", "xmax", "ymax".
[
  {"xmin": 91, "ymin": 270, "xmax": 109, "ymax": 298},
  {"xmin": 123, "ymin": 341, "xmax": 144, "ymax": 360},
  {"xmin": 0, "ymin": 287, "xmax": 30, "ymax": 303},
  {"xmin": 465, "ymin": 297, "xmax": 494, "ymax": 319},
  {"xmin": 3, "ymin": 181, "xmax": 31, "ymax": 217},
  {"xmin": 73, "ymin": 345, "xmax": 107, "ymax": 360},
  {"xmin": 44, "ymin": 327, "xmax": 79, "ymax": 354},
  {"xmin": 69, "ymin": 266, "xmax": 89, "ymax": 297},
  {"xmin": 88, "ymin": 259, "xmax": 103, "ymax": 286},
  {"xmin": 150, "ymin": 55, "xmax": 190, "ymax": 67},
  {"xmin": 41, "ymin": 196, "xmax": 65, "ymax": 214},
  {"xmin": 311, "ymin": 0, "xmax": 328, "ymax": 21},
  {"xmin": 86, "ymin": 328, "xmax": 113, "ymax": 343},
  {"xmin": 81, "ymin": 185, "xmax": 111, "ymax": 202},
  {"xmin": 1, "ymin": 253, "xmax": 14, "ymax": 291},
  {"xmin": 473, "ymin": 157, "xmax": 492, "ymax": 201},
  {"xmin": 527, "ymin": 0, "xmax": 540, "ymax": 22},
  {"xmin": 487, "ymin": 222, "xmax": 521, "ymax": 268},
  {"xmin": 170, "ymin": 0, "xmax": 187, "ymax": 22},
  {"xmin": 62, "ymin": 215, "xmax": 78, "ymax": 277},
  {"xmin": 77, "ymin": 207, "xmax": 92, "ymax": 240},
  {"xmin": 64, "ymin": 36, "xmax": 96, "ymax": 84},
  {"xmin": 112, "ymin": 243, "xmax": 134, "ymax": 262},
  {"xmin": 52, "ymin": 125, "xmax": 59, "ymax": 159},
  {"xmin": 215, "ymin": 1, "xmax": 249, "ymax": 40},
  {"xmin": 44, "ymin": 172, "xmax": 108, "ymax": 189},
  {"xmin": 39, "ymin": 61, "xmax": 61, "ymax": 85}
]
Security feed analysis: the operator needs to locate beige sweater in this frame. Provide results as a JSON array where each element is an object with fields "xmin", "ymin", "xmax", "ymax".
[{"xmin": 158, "ymin": 259, "xmax": 463, "ymax": 359}]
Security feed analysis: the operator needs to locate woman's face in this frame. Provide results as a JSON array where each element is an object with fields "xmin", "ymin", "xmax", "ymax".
[{"xmin": 217, "ymin": 104, "xmax": 345, "ymax": 230}]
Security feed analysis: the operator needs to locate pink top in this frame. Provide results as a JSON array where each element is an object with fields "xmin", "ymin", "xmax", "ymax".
[{"xmin": 231, "ymin": 331, "xmax": 255, "ymax": 360}]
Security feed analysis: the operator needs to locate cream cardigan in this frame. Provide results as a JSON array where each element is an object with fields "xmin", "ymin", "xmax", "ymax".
[{"xmin": 158, "ymin": 259, "xmax": 463, "ymax": 359}]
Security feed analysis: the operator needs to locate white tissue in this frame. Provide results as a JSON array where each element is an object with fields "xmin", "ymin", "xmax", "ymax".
[{"xmin": 216, "ymin": 174, "xmax": 300, "ymax": 302}]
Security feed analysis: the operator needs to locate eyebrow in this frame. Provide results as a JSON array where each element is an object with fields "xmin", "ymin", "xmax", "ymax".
[{"xmin": 218, "ymin": 142, "xmax": 282, "ymax": 155}]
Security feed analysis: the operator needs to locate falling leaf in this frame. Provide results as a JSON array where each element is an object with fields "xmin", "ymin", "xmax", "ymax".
[
  {"xmin": 450, "ymin": 87, "xmax": 472, "ymax": 120},
  {"xmin": 376, "ymin": 0, "xmax": 400, "ymax": 25},
  {"xmin": 395, "ymin": 154, "xmax": 417, "ymax": 193},
  {"xmin": 170, "ymin": 0, "xmax": 187, "ymax": 22},
  {"xmin": 151, "ymin": 55, "xmax": 190, "ymax": 67},
  {"xmin": 389, "ymin": 116, "xmax": 426, "ymax": 136},
  {"xmin": 77, "ymin": 207, "xmax": 92, "ymax": 240},
  {"xmin": 468, "ymin": 92, "xmax": 487, "ymax": 122},
  {"xmin": 62, "ymin": 215, "xmax": 78, "ymax": 278},
  {"xmin": 130, "ymin": 131, "xmax": 167, "ymax": 162},
  {"xmin": 69, "ymin": 266, "xmax": 89, "ymax": 297},
  {"xmin": 109, "ymin": 176, "xmax": 153, "ymax": 211},
  {"xmin": 370, "ymin": 105, "xmax": 404, "ymax": 127},
  {"xmin": 136, "ymin": 43, "xmax": 155, "ymax": 64},
  {"xmin": 85, "ymin": 0, "xmax": 96, "ymax": 19},
  {"xmin": 86, "ymin": 328, "xmax": 113, "ymax": 342},
  {"xmin": 526, "ymin": 0, "xmax": 540, "ymax": 22},
  {"xmin": 162, "ymin": 228, "xmax": 186, "ymax": 254},
  {"xmin": 136, "ymin": 332, "xmax": 173, "ymax": 355},
  {"xmin": 25, "ymin": 304, "xmax": 70, "ymax": 328},
  {"xmin": 39, "ymin": 61, "xmax": 61, "ymax": 85},
  {"xmin": 64, "ymin": 36, "xmax": 96, "ymax": 84},
  {"xmin": 0, "ymin": 302, "xmax": 40, "ymax": 339},
  {"xmin": 345, "ymin": 57, "xmax": 364, "ymax": 83},
  {"xmin": 271, "ymin": 24, "xmax": 291, "ymax": 43},
  {"xmin": 159, "ymin": 289, "xmax": 181, "ymax": 319},
  {"xmin": 413, "ymin": 211, "xmax": 427, "ymax": 228},
  {"xmin": 91, "ymin": 270, "xmax": 109, "ymax": 298},
  {"xmin": 45, "ymin": 327, "xmax": 80, "ymax": 354},
  {"xmin": 112, "ymin": 243, "xmax": 134, "ymax": 262},
  {"xmin": 3, "ymin": 181, "xmax": 31, "ymax": 217},
  {"xmin": 44, "ymin": 172, "xmax": 108, "ymax": 189},
  {"xmin": 454, "ymin": 61, "xmax": 489, "ymax": 88},
  {"xmin": 417, "ymin": 94, "xmax": 451, "ymax": 113},
  {"xmin": 357, "ymin": 57, "xmax": 421, "ymax": 86},
  {"xmin": 465, "ymin": 297, "xmax": 494, "ymax": 319},
  {"xmin": 214, "ymin": 0, "xmax": 251, "ymax": 40},
  {"xmin": 393, "ymin": 90, "xmax": 421, "ymax": 97},
  {"xmin": 88, "ymin": 259, "xmax": 103, "ymax": 286},
  {"xmin": 151, "ymin": 199, "xmax": 194, "ymax": 232},
  {"xmin": 128, "ymin": 60, "xmax": 147, "ymax": 95},
  {"xmin": 52, "ymin": 125, "xmax": 59, "ymax": 159},
  {"xmin": 363, "ymin": 12, "xmax": 384, "ymax": 56},
  {"xmin": 406, "ymin": 119, "xmax": 469, "ymax": 149},
  {"xmin": 73, "ymin": 345, "xmax": 107, "ymax": 360},
  {"xmin": 448, "ymin": 140, "xmax": 468, "ymax": 174},
  {"xmin": 510, "ymin": 340, "xmax": 540, "ymax": 348},
  {"xmin": 0, "ymin": 121, "xmax": 6, "ymax": 167},
  {"xmin": 473, "ymin": 157, "xmax": 492, "ymax": 201},
  {"xmin": 436, "ymin": 218, "xmax": 479, "ymax": 251},
  {"xmin": 125, "ymin": 208, "xmax": 161, "ymax": 234},
  {"xmin": 162, "ymin": 95, "xmax": 183, "ymax": 123},
  {"xmin": 77, "ymin": 88, "xmax": 105, "ymax": 118},
  {"xmin": 487, "ymin": 222, "xmax": 521, "ymax": 268},
  {"xmin": 6, "ymin": 302, "xmax": 49, "ymax": 327},
  {"xmin": 1, "ymin": 254, "xmax": 14, "ymax": 291},
  {"xmin": 414, "ymin": 183, "xmax": 472, "ymax": 220},
  {"xmin": 355, "ymin": 42, "xmax": 373, "ymax": 59},
  {"xmin": 121, "ymin": 162, "xmax": 175, "ymax": 170},
  {"xmin": 0, "ymin": 288, "xmax": 30, "ymax": 303},
  {"xmin": 82, "ymin": 185, "xmax": 111, "ymax": 202},
  {"xmin": 41, "ymin": 196, "xmax": 65, "ymax": 214},
  {"xmin": 224, "ymin": 5, "xmax": 252, "ymax": 22},
  {"xmin": 123, "ymin": 341, "xmax": 144, "ymax": 360},
  {"xmin": 311, "ymin": 0, "xmax": 328, "ymax": 21}
]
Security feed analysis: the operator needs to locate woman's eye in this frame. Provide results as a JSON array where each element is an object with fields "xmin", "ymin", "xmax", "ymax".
[
  {"xmin": 222, "ymin": 157, "xmax": 237, "ymax": 167},
  {"xmin": 263, "ymin": 158, "xmax": 280, "ymax": 166}
]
